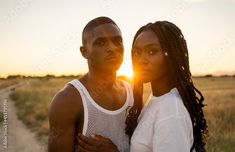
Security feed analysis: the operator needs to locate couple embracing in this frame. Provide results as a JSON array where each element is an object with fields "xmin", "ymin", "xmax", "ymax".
[{"xmin": 48, "ymin": 17, "xmax": 208, "ymax": 152}]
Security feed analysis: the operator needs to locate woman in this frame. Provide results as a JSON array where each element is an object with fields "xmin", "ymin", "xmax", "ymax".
[{"xmin": 125, "ymin": 21, "xmax": 208, "ymax": 152}]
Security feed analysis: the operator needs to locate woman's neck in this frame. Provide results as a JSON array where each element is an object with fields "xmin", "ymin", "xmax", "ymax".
[{"xmin": 151, "ymin": 75, "xmax": 175, "ymax": 97}]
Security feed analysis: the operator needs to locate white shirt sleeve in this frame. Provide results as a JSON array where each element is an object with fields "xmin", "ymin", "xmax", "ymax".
[{"xmin": 153, "ymin": 116, "xmax": 192, "ymax": 152}]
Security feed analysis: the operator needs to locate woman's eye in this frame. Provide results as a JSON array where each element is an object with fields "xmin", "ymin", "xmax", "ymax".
[
  {"xmin": 148, "ymin": 49, "xmax": 156, "ymax": 55},
  {"xmin": 133, "ymin": 51, "xmax": 140, "ymax": 56}
]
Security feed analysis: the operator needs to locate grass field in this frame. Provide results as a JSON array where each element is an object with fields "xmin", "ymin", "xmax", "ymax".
[
  {"xmin": 6, "ymin": 77, "xmax": 235, "ymax": 151},
  {"xmin": 194, "ymin": 77, "xmax": 235, "ymax": 152},
  {"xmin": 0, "ymin": 78, "xmax": 22, "ymax": 123},
  {"xmin": 0, "ymin": 78, "xmax": 21, "ymax": 90},
  {"xmin": 0, "ymin": 96, "xmax": 2, "ymax": 122},
  {"xmin": 9, "ymin": 77, "xmax": 73, "ymax": 143}
]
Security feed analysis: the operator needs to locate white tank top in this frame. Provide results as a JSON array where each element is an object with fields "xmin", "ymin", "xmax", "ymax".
[{"xmin": 69, "ymin": 79, "xmax": 133, "ymax": 152}]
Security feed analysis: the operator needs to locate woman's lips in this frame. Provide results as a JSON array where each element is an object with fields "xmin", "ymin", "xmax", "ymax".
[{"xmin": 136, "ymin": 69, "xmax": 150, "ymax": 75}]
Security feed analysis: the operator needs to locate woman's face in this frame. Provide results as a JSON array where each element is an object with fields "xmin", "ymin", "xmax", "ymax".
[{"xmin": 132, "ymin": 30, "xmax": 169, "ymax": 83}]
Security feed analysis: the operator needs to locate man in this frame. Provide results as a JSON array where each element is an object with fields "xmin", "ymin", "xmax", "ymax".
[{"xmin": 48, "ymin": 17, "xmax": 133, "ymax": 152}]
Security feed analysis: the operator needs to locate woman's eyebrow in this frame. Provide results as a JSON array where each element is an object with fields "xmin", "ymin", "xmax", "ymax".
[
  {"xmin": 132, "ymin": 46, "xmax": 141, "ymax": 50},
  {"xmin": 144, "ymin": 43, "xmax": 159, "ymax": 48},
  {"xmin": 133, "ymin": 43, "xmax": 159, "ymax": 49}
]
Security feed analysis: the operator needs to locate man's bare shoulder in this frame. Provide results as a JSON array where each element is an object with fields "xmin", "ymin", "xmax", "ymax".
[
  {"xmin": 49, "ymin": 83, "xmax": 83, "ymax": 120},
  {"xmin": 48, "ymin": 83, "xmax": 82, "ymax": 151}
]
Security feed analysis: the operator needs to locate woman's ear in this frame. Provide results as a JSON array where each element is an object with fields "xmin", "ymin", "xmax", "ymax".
[{"xmin": 80, "ymin": 46, "xmax": 89, "ymax": 59}]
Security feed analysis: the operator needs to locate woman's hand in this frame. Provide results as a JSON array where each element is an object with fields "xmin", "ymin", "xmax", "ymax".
[{"xmin": 76, "ymin": 134, "xmax": 119, "ymax": 152}]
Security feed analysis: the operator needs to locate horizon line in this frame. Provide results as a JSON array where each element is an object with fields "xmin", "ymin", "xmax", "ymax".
[{"xmin": 1, "ymin": 73, "xmax": 235, "ymax": 79}]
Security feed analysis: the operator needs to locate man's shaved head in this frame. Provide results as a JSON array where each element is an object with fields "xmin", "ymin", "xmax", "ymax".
[{"xmin": 82, "ymin": 16, "xmax": 120, "ymax": 46}]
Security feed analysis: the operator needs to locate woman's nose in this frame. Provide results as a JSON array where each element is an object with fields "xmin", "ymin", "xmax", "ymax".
[{"xmin": 138, "ymin": 53, "xmax": 148, "ymax": 64}]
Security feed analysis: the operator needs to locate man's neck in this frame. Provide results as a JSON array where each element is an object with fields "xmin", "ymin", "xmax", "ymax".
[{"xmin": 85, "ymin": 69, "xmax": 117, "ymax": 89}]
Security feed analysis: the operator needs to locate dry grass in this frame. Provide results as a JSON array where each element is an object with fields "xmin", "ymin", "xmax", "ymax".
[
  {"xmin": 7, "ymin": 77, "xmax": 235, "ymax": 151},
  {"xmin": 0, "ymin": 96, "xmax": 2, "ymax": 122},
  {"xmin": 0, "ymin": 108, "xmax": 3, "ymax": 123},
  {"xmin": 0, "ymin": 79, "xmax": 21, "ymax": 123},
  {"xmin": 0, "ymin": 78, "xmax": 21, "ymax": 90},
  {"xmin": 9, "ymin": 77, "xmax": 74, "ymax": 143},
  {"xmin": 193, "ymin": 77, "xmax": 235, "ymax": 152}
]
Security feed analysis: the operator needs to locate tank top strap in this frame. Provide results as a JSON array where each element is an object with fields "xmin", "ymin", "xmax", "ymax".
[
  {"xmin": 120, "ymin": 80, "xmax": 134, "ymax": 107},
  {"xmin": 68, "ymin": 79, "xmax": 88, "ymax": 135},
  {"xmin": 71, "ymin": 79, "xmax": 132, "ymax": 115}
]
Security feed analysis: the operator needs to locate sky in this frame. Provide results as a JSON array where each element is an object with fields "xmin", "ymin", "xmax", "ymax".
[{"xmin": 1, "ymin": 0, "xmax": 235, "ymax": 78}]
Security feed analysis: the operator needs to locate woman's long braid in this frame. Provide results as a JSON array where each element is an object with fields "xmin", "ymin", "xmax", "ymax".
[{"xmin": 125, "ymin": 21, "xmax": 208, "ymax": 152}]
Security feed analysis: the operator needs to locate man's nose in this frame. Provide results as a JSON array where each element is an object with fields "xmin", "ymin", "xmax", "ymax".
[{"xmin": 106, "ymin": 40, "xmax": 118, "ymax": 53}]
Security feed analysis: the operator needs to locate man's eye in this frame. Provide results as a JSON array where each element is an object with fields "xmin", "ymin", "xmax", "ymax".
[
  {"xmin": 113, "ymin": 38, "xmax": 123, "ymax": 46},
  {"xmin": 95, "ymin": 40, "xmax": 105, "ymax": 46}
]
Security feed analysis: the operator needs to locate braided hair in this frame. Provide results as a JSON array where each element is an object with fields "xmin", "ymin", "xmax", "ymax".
[{"xmin": 125, "ymin": 21, "xmax": 208, "ymax": 152}]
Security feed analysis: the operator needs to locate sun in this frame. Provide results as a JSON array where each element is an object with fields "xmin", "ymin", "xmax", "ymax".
[{"xmin": 117, "ymin": 66, "xmax": 133, "ymax": 79}]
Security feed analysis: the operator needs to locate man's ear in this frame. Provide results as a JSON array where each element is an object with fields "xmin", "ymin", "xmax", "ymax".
[{"xmin": 80, "ymin": 46, "xmax": 89, "ymax": 59}]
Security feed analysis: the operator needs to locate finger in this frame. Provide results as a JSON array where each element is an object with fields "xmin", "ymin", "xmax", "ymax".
[
  {"xmin": 92, "ymin": 134, "xmax": 111, "ymax": 142},
  {"xmin": 91, "ymin": 135, "xmax": 118, "ymax": 151},
  {"xmin": 91, "ymin": 134, "xmax": 105, "ymax": 140},
  {"xmin": 77, "ymin": 136, "xmax": 96, "ymax": 151},
  {"xmin": 79, "ymin": 134, "xmax": 101, "ymax": 146},
  {"xmin": 77, "ymin": 145, "xmax": 92, "ymax": 152},
  {"xmin": 79, "ymin": 134, "xmax": 93, "ymax": 144}
]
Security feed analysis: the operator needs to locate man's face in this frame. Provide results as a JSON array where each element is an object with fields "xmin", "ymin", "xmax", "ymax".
[{"xmin": 83, "ymin": 23, "xmax": 124, "ymax": 72}]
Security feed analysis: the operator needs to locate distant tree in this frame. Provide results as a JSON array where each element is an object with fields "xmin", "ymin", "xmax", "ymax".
[
  {"xmin": 42, "ymin": 74, "xmax": 55, "ymax": 80},
  {"xmin": 57, "ymin": 74, "xmax": 82, "ymax": 78},
  {"xmin": 45, "ymin": 74, "xmax": 55, "ymax": 78},
  {"xmin": 220, "ymin": 75, "xmax": 229, "ymax": 77},
  {"xmin": 204, "ymin": 74, "xmax": 213, "ymax": 78},
  {"xmin": 6, "ymin": 75, "xmax": 22, "ymax": 79},
  {"xmin": 4, "ymin": 74, "xmax": 85, "ymax": 80}
]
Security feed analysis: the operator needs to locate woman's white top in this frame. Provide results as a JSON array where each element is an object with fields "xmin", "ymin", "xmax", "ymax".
[{"xmin": 131, "ymin": 88, "xmax": 194, "ymax": 152}]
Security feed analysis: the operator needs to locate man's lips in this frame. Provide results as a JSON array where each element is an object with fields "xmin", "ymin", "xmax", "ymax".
[{"xmin": 105, "ymin": 56, "xmax": 119, "ymax": 61}]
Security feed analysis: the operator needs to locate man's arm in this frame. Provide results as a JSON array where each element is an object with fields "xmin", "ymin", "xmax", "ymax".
[{"xmin": 48, "ymin": 86, "xmax": 82, "ymax": 152}]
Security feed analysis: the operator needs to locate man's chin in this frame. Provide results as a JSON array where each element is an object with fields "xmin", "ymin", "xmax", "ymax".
[{"xmin": 103, "ymin": 64, "xmax": 121, "ymax": 73}]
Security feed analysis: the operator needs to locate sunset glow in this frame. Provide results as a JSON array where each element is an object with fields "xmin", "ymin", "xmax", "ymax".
[
  {"xmin": 1, "ymin": 0, "xmax": 235, "ymax": 78},
  {"xmin": 117, "ymin": 66, "xmax": 133, "ymax": 79}
]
